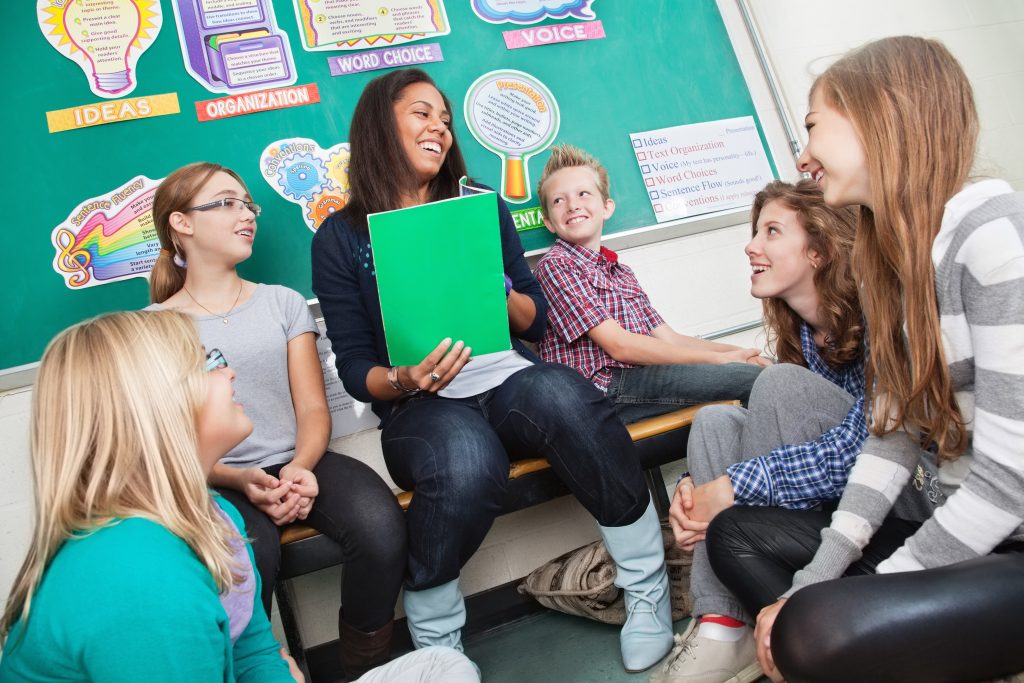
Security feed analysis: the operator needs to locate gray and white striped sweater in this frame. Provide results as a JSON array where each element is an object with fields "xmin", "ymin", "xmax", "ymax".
[{"xmin": 786, "ymin": 179, "xmax": 1024, "ymax": 594}]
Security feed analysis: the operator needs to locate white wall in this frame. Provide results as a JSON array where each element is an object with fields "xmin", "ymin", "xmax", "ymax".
[
  {"xmin": 746, "ymin": 0, "xmax": 1024, "ymax": 189},
  {"xmin": 3, "ymin": 0, "xmax": 1020, "ymax": 651}
]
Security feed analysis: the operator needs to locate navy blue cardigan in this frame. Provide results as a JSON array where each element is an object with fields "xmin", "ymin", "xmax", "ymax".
[{"xmin": 310, "ymin": 191, "xmax": 548, "ymax": 423}]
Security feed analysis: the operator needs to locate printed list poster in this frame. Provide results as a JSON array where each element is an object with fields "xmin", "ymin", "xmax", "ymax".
[{"xmin": 630, "ymin": 116, "xmax": 773, "ymax": 222}]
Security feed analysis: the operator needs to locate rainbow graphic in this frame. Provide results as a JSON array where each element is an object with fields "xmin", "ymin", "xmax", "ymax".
[{"xmin": 52, "ymin": 175, "xmax": 162, "ymax": 289}]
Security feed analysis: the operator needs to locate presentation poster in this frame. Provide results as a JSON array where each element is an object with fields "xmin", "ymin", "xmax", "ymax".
[
  {"xmin": 293, "ymin": 0, "xmax": 449, "ymax": 51},
  {"xmin": 630, "ymin": 116, "xmax": 774, "ymax": 222},
  {"xmin": 51, "ymin": 175, "xmax": 162, "ymax": 289},
  {"xmin": 464, "ymin": 69, "xmax": 560, "ymax": 204},
  {"xmin": 38, "ymin": 0, "xmax": 162, "ymax": 99}
]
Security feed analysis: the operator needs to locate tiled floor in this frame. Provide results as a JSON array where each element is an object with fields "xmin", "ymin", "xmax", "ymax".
[{"xmin": 464, "ymin": 611, "xmax": 769, "ymax": 683}]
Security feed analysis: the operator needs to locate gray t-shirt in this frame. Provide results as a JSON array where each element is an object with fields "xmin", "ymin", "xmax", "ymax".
[{"xmin": 149, "ymin": 284, "xmax": 318, "ymax": 469}]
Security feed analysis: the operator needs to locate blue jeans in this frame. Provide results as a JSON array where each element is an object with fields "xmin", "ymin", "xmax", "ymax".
[
  {"xmin": 606, "ymin": 362, "xmax": 763, "ymax": 424},
  {"xmin": 381, "ymin": 362, "xmax": 650, "ymax": 590}
]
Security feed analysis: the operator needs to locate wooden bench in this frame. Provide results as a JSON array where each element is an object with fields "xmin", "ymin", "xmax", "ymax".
[{"xmin": 275, "ymin": 400, "xmax": 737, "ymax": 676}]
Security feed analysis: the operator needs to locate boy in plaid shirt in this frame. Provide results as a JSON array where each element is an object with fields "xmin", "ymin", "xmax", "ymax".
[{"xmin": 534, "ymin": 144, "xmax": 764, "ymax": 424}]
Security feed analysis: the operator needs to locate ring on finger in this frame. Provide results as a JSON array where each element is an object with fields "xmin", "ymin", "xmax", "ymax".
[{"xmin": 429, "ymin": 371, "xmax": 441, "ymax": 382}]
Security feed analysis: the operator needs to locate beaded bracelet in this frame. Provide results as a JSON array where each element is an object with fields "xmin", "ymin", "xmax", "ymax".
[{"xmin": 387, "ymin": 365, "xmax": 419, "ymax": 394}]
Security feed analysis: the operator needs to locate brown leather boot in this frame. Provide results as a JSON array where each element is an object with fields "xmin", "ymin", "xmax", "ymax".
[{"xmin": 338, "ymin": 611, "xmax": 393, "ymax": 680}]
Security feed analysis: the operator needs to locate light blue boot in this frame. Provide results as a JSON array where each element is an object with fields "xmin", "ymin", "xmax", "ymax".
[
  {"xmin": 402, "ymin": 578, "xmax": 466, "ymax": 652},
  {"xmin": 599, "ymin": 498, "xmax": 673, "ymax": 672}
]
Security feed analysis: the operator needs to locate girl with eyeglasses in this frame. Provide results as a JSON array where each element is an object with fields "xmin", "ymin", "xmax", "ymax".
[
  {"xmin": 148, "ymin": 162, "xmax": 407, "ymax": 679},
  {"xmin": 0, "ymin": 311, "xmax": 301, "ymax": 681}
]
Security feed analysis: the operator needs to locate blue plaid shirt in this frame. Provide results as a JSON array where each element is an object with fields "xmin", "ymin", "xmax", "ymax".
[{"xmin": 726, "ymin": 322, "xmax": 867, "ymax": 509}]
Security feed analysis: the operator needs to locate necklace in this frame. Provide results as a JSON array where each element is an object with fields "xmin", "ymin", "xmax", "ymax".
[{"xmin": 183, "ymin": 281, "xmax": 244, "ymax": 325}]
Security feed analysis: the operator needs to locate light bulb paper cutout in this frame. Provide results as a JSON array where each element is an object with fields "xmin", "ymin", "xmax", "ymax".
[
  {"xmin": 38, "ymin": 0, "xmax": 162, "ymax": 99},
  {"xmin": 260, "ymin": 137, "xmax": 351, "ymax": 232},
  {"xmin": 52, "ymin": 175, "xmax": 163, "ymax": 289},
  {"xmin": 464, "ymin": 70, "xmax": 559, "ymax": 204}
]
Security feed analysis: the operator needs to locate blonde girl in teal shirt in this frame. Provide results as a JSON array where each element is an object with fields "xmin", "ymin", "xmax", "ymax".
[{"xmin": 0, "ymin": 311, "xmax": 299, "ymax": 682}]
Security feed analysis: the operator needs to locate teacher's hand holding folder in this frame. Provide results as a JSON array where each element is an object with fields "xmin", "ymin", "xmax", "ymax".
[{"xmin": 386, "ymin": 337, "xmax": 472, "ymax": 394}]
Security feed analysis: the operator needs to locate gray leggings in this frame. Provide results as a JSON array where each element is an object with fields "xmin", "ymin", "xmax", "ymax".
[{"xmin": 685, "ymin": 363, "xmax": 856, "ymax": 621}]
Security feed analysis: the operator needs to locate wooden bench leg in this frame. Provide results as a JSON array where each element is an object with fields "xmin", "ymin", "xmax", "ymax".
[
  {"xmin": 644, "ymin": 467, "xmax": 672, "ymax": 518},
  {"xmin": 275, "ymin": 579, "xmax": 312, "ymax": 682}
]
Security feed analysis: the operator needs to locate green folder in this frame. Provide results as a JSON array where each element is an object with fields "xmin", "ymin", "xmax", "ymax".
[{"xmin": 368, "ymin": 191, "xmax": 512, "ymax": 366}]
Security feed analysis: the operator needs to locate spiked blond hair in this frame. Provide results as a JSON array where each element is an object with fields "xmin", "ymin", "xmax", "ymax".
[{"xmin": 537, "ymin": 143, "xmax": 610, "ymax": 216}]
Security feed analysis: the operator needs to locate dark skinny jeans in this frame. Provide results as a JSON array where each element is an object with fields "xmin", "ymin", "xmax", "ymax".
[
  {"xmin": 707, "ymin": 505, "xmax": 1024, "ymax": 682},
  {"xmin": 217, "ymin": 450, "xmax": 407, "ymax": 632}
]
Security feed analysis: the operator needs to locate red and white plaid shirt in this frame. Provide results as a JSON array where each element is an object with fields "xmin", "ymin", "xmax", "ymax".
[{"xmin": 535, "ymin": 239, "xmax": 665, "ymax": 391}]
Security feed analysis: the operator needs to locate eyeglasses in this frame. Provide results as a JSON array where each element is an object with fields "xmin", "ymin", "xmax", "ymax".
[
  {"xmin": 186, "ymin": 197, "xmax": 261, "ymax": 217},
  {"xmin": 205, "ymin": 348, "xmax": 229, "ymax": 372}
]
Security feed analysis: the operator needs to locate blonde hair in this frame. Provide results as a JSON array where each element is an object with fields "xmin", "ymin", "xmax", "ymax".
[
  {"xmin": 814, "ymin": 35, "xmax": 975, "ymax": 458},
  {"xmin": 537, "ymin": 143, "xmax": 610, "ymax": 216},
  {"xmin": 150, "ymin": 162, "xmax": 250, "ymax": 304},
  {"xmin": 1, "ymin": 310, "xmax": 241, "ymax": 641},
  {"xmin": 751, "ymin": 180, "xmax": 862, "ymax": 368}
]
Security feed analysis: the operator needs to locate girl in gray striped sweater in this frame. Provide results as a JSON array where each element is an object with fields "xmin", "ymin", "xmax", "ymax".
[{"xmin": 705, "ymin": 36, "xmax": 1024, "ymax": 683}]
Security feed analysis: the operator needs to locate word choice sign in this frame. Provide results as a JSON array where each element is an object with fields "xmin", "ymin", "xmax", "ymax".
[
  {"xmin": 329, "ymin": 43, "xmax": 445, "ymax": 76},
  {"xmin": 503, "ymin": 21, "xmax": 605, "ymax": 50}
]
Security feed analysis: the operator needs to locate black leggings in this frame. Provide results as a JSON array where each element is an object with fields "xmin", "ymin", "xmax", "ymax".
[
  {"xmin": 217, "ymin": 451, "xmax": 407, "ymax": 632},
  {"xmin": 707, "ymin": 505, "xmax": 1024, "ymax": 682}
]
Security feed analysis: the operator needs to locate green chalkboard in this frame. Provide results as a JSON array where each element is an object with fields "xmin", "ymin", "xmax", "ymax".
[{"xmin": 2, "ymin": 0, "xmax": 770, "ymax": 371}]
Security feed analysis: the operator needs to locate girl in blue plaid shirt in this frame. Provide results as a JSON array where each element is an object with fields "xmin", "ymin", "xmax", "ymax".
[{"xmin": 652, "ymin": 180, "xmax": 863, "ymax": 683}]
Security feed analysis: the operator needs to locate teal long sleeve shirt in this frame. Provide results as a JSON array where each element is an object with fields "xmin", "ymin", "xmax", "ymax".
[{"xmin": 0, "ymin": 497, "xmax": 292, "ymax": 683}]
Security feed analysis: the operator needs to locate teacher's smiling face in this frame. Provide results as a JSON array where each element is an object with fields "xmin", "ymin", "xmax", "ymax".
[{"xmin": 393, "ymin": 81, "xmax": 453, "ymax": 192}]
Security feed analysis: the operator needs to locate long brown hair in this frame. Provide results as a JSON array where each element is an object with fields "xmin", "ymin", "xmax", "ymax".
[
  {"xmin": 751, "ymin": 180, "xmax": 862, "ymax": 368},
  {"xmin": 149, "ymin": 162, "xmax": 249, "ymax": 304},
  {"xmin": 814, "ymin": 36, "xmax": 975, "ymax": 458},
  {"xmin": 345, "ymin": 68, "xmax": 467, "ymax": 230}
]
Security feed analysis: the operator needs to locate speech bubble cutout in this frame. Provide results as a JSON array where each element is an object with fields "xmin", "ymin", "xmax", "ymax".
[
  {"xmin": 464, "ymin": 70, "xmax": 559, "ymax": 204},
  {"xmin": 471, "ymin": 0, "xmax": 595, "ymax": 24},
  {"xmin": 38, "ymin": 0, "xmax": 162, "ymax": 99},
  {"xmin": 260, "ymin": 137, "xmax": 351, "ymax": 231}
]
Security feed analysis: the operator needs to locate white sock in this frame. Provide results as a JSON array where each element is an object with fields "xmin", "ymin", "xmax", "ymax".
[{"xmin": 697, "ymin": 620, "xmax": 749, "ymax": 642}]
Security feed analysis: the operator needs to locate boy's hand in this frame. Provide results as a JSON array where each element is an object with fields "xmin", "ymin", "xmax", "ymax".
[{"xmin": 721, "ymin": 347, "xmax": 763, "ymax": 364}]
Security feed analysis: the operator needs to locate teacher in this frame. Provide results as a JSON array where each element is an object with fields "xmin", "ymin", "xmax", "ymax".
[{"xmin": 311, "ymin": 68, "xmax": 673, "ymax": 673}]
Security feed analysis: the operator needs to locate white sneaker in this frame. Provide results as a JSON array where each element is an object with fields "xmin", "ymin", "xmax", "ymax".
[{"xmin": 649, "ymin": 620, "xmax": 762, "ymax": 683}]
